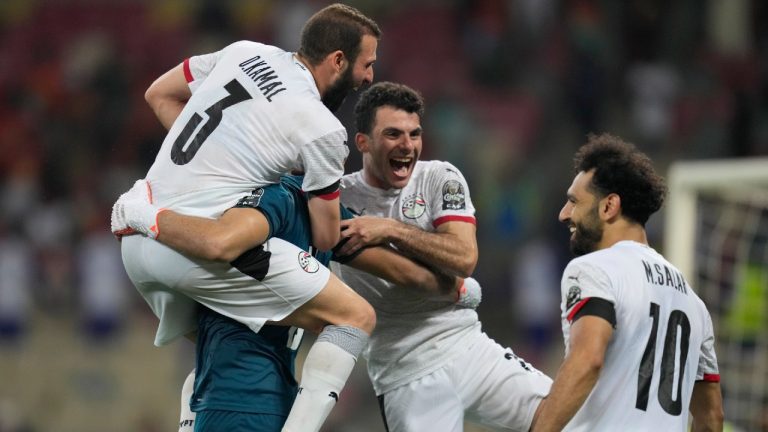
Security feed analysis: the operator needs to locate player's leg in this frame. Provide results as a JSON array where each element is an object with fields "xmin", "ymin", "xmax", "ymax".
[
  {"xmin": 276, "ymin": 272, "xmax": 375, "ymax": 432},
  {"xmin": 377, "ymin": 367, "xmax": 464, "ymax": 432},
  {"xmin": 121, "ymin": 235, "xmax": 203, "ymax": 346},
  {"xmin": 454, "ymin": 332, "xmax": 552, "ymax": 431},
  {"xmin": 272, "ymin": 270, "xmax": 375, "ymax": 334},
  {"xmin": 178, "ymin": 369, "xmax": 196, "ymax": 432}
]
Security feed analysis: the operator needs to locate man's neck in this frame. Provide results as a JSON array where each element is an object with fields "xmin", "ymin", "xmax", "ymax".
[
  {"xmin": 361, "ymin": 167, "xmax": 390, "ymax": 190},
  {"xmin": 599, "ymin": 223, "xmax": 648, "ymax": 250},
  {"xmin": 294, "ymin": 53, "xmax": 324, "ymax": 95}
]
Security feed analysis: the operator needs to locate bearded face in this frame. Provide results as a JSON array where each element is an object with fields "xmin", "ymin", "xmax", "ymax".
[
  {"xmin": 322, "ymin": 64, "xmax": 355, "ymax": 112},
  {"xmin": 569, "ymin": 201, "xmax": 604, "ymax": 256}
]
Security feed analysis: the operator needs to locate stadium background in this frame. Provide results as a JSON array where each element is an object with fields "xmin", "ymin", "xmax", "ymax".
[{"xmin": 0, "ymin": 0, "xmax": 765, "ymax": 431}]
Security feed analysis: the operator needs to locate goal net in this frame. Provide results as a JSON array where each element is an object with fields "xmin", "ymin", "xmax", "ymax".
[{"xmin": 665, "ymin": 157, "xmax": 768, "ymax": 430}]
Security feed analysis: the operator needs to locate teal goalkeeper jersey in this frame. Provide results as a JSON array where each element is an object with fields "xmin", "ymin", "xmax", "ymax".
[{"xmin": 191, "ymin": 175, "xmax": 352, "ymax": 415}]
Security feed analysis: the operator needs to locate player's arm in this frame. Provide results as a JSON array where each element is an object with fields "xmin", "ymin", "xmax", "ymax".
[
  {"xmin": 307, "ymin": 193, "xmax": 341, "ymax": 251},
  {"xmin": 531, "ymin": 314, "xmax": 614, "ymax": 432},
  {"xmin": 346, "ymin": 246, "xmax": 458, "ymax": 296},
  {"xmin": 339, "ymin": 217, "xmax": 478, "ymax": 277},
  {"xmin": 110, "ymin": 180, "xmax": 269, "ymax": 262},
  {"xmin": 689, "ymin": 381, "xmax": 724, "ymax": 432},
  {"xmin": 339, "ymin": 245, "xmax": 481, "ymax": 307},
  {"xmin": 145, "ymin": 62, "xmax": 191, "ymax": 130},
  {"xmin": 689, "ymin": 314, "xmax": 724, "ymax": 432},
  {"xmin": 155, "ymin": 208, "xmax": 269, "ymax": 262}
]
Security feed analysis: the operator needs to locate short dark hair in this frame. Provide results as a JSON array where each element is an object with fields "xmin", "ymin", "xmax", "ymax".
[
  {"xmin": 574, "ymin": 133, "xmax": 667, "ymax": 225},
  {"xmin": 354, "ymin": 82, "xmax": 425, "ymax": 134},
  {"xmin": 298, "ymin": 3, "xmax": 381, "ymax": 67}
]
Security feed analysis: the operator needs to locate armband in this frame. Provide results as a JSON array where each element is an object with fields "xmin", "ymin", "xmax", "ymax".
[
  {"xmin": 570, "ymin": 297, "xmax": 616, "ymax": 328},
  {"xmin": 307, "ymin": 180, "xmax": 341, "ymax": 200}
]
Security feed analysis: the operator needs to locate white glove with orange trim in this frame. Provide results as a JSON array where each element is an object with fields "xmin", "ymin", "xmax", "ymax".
[
  {"xmin": 110, "ymin": 179, "xmax": 164, "ymax": 240},
  {"xmin": 457, "ymin": 277, "xmax": 482, "ymax": 309}
]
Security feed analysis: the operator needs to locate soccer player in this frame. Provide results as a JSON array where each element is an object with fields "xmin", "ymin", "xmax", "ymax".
[
  {"xmin": 531, "ymin": 134, "xmax": 724, "ymax": 431},
  {"xmin": 147, "ymin": 174, "xmax": 478, "ymax": 431},
  {"xmin": 333, "ymin": 81, "xmax": 552, "ymax": 432},
  {"xmin": 112, "ymin": 4, "xmax": 383, "ymax": 431}
]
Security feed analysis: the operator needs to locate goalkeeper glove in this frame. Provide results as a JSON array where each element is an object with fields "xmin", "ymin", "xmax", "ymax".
[
  {"xmin": 110, "ymin": 179, "xmax": 164, "ymax": 240},
  {"xmin": 457, "ymin": 277, "xmax": 482, "ymax": 309}
]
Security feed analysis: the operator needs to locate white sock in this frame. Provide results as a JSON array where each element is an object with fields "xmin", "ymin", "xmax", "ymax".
[
  {"xmin": 178, "ymin": 369, "xmax": 196, "ymax": 432},
  {"xmin": 281, "ymin": 326, "xmax": 368, "ymax": 432}
]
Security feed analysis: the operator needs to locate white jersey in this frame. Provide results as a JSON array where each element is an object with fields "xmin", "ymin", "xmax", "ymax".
[
  {"xmin": 337, "ymin": 160, "xmax": 480, "ymax": 395},
  {"xmin": 560, "ymin": 241, "xmax": 720, "ymax": 431},
  {"xmin": 145, "ymin": 41, "xmax": 348, "ymax": 218}
]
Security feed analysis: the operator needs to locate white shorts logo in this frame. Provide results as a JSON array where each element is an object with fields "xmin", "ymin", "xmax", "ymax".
[{"xmin": 298, "ymin": 251, "xmax": 320, "ymax": 273}]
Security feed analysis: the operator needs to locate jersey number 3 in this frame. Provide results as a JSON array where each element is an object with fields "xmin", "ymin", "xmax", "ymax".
[
  {"xmin": 171, "ymin": 79, "xmax": 252, "ymax": 165},
  {"xmin": 635, "ymin": 302, "xmax": 691, "ymax": 415}
]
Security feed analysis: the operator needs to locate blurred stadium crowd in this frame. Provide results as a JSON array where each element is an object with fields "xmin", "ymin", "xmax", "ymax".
[{"xmin": 0, "ymin": 1, "xmax": 766, "ymax": 431}]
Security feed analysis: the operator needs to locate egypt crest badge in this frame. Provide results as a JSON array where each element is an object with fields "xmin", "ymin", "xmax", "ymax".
[
  {"xmin": 298, "ymin": 251, "xmax": 320, "ymax": 273},
  {"xmin": 402, "ymin": 194, "xmax": 426, "ymax": 219}
]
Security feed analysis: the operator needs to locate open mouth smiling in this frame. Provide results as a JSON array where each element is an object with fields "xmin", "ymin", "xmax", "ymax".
[{"xmin": 390, "ymin": 157, "xmax": 413, "ymax": 176}]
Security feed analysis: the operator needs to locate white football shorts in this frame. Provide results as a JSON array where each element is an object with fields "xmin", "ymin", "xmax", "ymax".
[
  {"xmin": 120, "ymin": 235, "xmax": 330, "ymax": 346},
  {"xmin": 378, "ymin": 331, "xmax": 552, "ymax": 432}
]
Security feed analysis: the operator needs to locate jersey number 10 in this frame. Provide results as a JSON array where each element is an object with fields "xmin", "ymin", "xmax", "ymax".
[
  {"xmin": 636, "ymin": 302, "xmax": 691, "ymax": 415},
  {"xmin": 171, "ymin": 79, "xmax": 252, "ymax": 165}
]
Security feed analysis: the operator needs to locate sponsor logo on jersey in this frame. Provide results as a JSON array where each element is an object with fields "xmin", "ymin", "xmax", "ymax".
[
  {"xmin": 298, "ymin": 251, "xmax": 320, "ymax": 273},
  {"xmin": 236, "ymin": 188, "xmax": 265, "ymax": 208},
  {"xmin": 402, "ymin": 194, "xmax": 426, "ymax": 219},
  {"xmin": 442, "ymin": 180, "xmax": 466, "ymax": 210},
  {"xmin": 566, "ymin": 285, "xmax": 582, "ymax": 310},
  {"xmin": 504, "ymin": 351, "xmax": 533, "ymax": 372}
]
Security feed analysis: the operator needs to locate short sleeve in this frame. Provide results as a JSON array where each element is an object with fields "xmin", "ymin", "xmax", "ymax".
[
  {"xmin": 696, "ymin": 312, "xmax": 721, "ymax": 382},
  {"xmin": 299, "ymin": 129, "xmax": 349, "ymax": 193},
  {"xmin": 425, "ymin": 162, "xmax": 476, "ymax": 228},
  {"xmin": 185, "ymin": 49, "xmax": 223, "ymax": 92},
  {"xmin": 561, "ymin": 259, "xmax": 617, "ymax": 324}
]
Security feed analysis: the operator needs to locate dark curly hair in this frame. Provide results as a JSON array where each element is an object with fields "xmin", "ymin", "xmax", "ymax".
[
  {"xmin": 354, "ymin": 82, "xmax": 425, "ymax": 134},
  {"xmin": 298, "ymin": 3, "xmax": 381, "ymax": 67},
  {"xmin": 574, "ymin": 133, "xmax": 667, "ymax": 225}
]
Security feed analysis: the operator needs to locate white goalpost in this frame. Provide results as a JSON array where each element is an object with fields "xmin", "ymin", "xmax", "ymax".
[{"xmin": 665, "ymin": 157, "xmax": 768, "ymax": 431}]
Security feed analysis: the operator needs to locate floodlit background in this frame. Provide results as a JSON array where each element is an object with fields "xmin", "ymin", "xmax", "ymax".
[{"xmin": 0, "ymin": 1, "xmax": 766, "ymax": 431}]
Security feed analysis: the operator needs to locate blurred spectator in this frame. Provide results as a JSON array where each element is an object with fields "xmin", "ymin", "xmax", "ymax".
[
  {"xmin": 626, "ymin": 61, "xmax": 681, "ymax": 144},
  {"xmin": 76, "ymin": 228, "xmax": 131, "ymax": 343},
  {"xmin": 0, "ymin": 227, "xmax": 33, "ymax": 343},
  {"xmin": 510, "ymin": 237, "xmax": 561, "ymax": 363}
]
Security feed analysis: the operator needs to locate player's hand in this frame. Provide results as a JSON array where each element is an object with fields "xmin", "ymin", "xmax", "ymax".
[
  {"xmin": 110, "ymin": 179, "xmax": 164, "ymax": 240},
  {"xmin": 457, "ymin": 277, "xmax": 482, "ymax": 309},
  {"xmin": 339, "ymin": 216, "xmax": 395, "ymax": 255}
]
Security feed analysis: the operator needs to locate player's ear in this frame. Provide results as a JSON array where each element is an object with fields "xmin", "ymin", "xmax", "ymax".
[
  {"xmin": 331, "ymin": 50, "xmax": 346, "ymax": 73},
  {"xmin": 600, "ymin": 193, "xmax": 621, "ymax": 221},
  {"xmin": 355, "ymin": 132, "xmax": 370, "ymax": 153}
]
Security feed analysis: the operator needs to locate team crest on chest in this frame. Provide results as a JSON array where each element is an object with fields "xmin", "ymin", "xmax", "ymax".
[
  {"xmin": 442, "ymin": 180, "xmax": 466, "ymax": 210},
  {"xmin": 402, "ymin": 194, "xmax": 426, "ymax": 219},
  {"xmin": 298, "ymin": 251, "xmax": 320, "ymax": 273}
]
